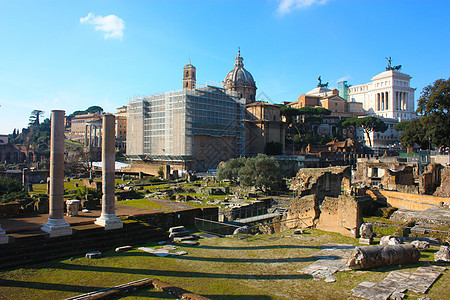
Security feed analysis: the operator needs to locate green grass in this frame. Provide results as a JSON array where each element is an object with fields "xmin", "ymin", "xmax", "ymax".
[
  {"xmin": 1, "ymin": 229, "xmax": 448, "ymax": 299},
  {"xmin": 363, "ymin": 216, "xmax": 403, "ymax": 238},
  {"xmin": 117, "ymin": 199, "xmax": 174, "ymax": 212}
]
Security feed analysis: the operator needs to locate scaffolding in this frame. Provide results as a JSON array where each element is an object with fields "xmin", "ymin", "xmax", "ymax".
[{"xmin": 127, "ymin": 86, "xmax": 246, "ymax": 170}]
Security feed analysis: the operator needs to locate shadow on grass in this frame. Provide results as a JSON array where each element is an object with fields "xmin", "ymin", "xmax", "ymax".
[
  {"xmin": 164, "ymin": 254, "xmax": 323, "ymax": 263},
  {"xmin": 206, "ymin": 295, "xmax": 272, "ymax": 300},
  {"xmin": 45, "ymin": 263, "xmax": 313, "ymax": 281},
  {"xmin": 0, "ymin": 278, "xmax": 102, "ymax": 293},
  {"xmin": 180, "ymin": 244, "xmax": 319, "ymax": 250},
  {"xmin": 125, "ymin": 288, "xmax": 179, "ymax": 299}
]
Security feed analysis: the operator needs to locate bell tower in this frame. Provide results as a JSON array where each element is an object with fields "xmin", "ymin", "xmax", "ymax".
[{"xmin": 183, "ymin": 60, "xmax": 196, "ymax": 89}]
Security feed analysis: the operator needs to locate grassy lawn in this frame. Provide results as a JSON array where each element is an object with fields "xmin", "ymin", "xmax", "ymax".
[
  {"xmin": 0, "ymin": 229, "xmax": 448, "ymax": 299},
  {"xmin": 117, "ymin": 199, "xmax": 175, "ymax": 212}
]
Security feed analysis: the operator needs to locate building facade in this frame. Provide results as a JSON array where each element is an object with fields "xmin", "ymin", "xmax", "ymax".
[
  {"xmin": 115, "ymin": 106, "xmax": 127, "ymax": 150},
  {"xmin": 223, "ymin": 50, "xmax": 257, "ymax": 104},
  {"xmin": 343, "ymin": 70, "xmax": 416, "ymax": 122},
  {"xmin": 287, "ymin": 85, "xmax": 363, "ymax": 137},
  {"xmin": 245, "ymin": 101, "xmax": 285, "ymax": 155},
  {"xmin": 127, "ymin": 84, "xmax": 246, "ymax": 172}
]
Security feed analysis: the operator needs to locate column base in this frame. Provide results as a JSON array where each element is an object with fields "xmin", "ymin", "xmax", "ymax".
[
  {"xmin": 95, "ymin": 214, "xmax": 123, "ymax": 230},
  {"xmin": 0, "ymin": 228, "xmax": 9, "ymax": 244},
  {"xmin": 41, "ymin": 218, "xmax": 73, "ymax": 237}
]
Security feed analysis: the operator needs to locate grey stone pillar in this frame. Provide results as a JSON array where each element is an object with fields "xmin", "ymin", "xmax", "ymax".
[
  {"xmin": 88, "ymin": 124, "xmax": 92, "ymax": 148},
  {"xmin": 22, "ymin": 168, "xmax": 28, "ymax": 193},
  {"xmin": 41, "ymin": 110, "xmax": 72, "ymax": 237},
  {"xmin": 95, "ymin": 114, "xmax": 123, "ymax": 230},
  {"xmin": 84, "ymin": 124, "xmax": 88, "ymax": 146},
  {"xmin": 0, "ymin": 225, "xmax": 9, "ymax": 244},
  {"xmin": 93, "ymin": 126, "xmax": 97, "ymax": 147},
  {"xmin": 98, "ymin": 125, "xmax": 102, "ymax": 149}
]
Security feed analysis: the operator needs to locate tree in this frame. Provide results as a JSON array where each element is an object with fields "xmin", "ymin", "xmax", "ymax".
[
  {"xmin": 341, "ymin": 117, "xmax": 358, "ymax": 139},
  {"xmin": 32, "ymin": 118, "xmax": 51, "ymax": 148},
  {"xmin": 238, "ymin": 154, "xmax": 282, "ymax": 192},
  {"xmin": 217, "ymin": 155, "xmax": 283, "ymax": 192},
  {"xmin": 280, "ymin": 106, "xmax": 302, "ymax": 136},
  {"xmin": 416, "ymin": 78, "xmax": 450, "ymax": 148},
  {"xmin": 85, "ymin": 106, "xmax": 104, "ymax": 114},
  {"xmin": 217, "ymin": 157, "xmax": 246, "ymax": 182},
  {"xmin": 28, "ymin": 110, "xmax": 44, "ymax": 126},
  {"xmin": 355, "ymin": 116, "xmax": 388, "ymax": 147},
  {"xmin": 395, "ymin": 119, "xmax": 428, "ymax": 149},
  {"xmin": 0, "ymin": 176, "xmax": 29, "ymax": 204}
]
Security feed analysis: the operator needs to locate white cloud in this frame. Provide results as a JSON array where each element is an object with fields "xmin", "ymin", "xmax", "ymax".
[
  {"xmin": 80, "ymin": 12, "xmax": 125, "ymax": 40},
  {"xmin": 277, "ymin": 0, "xmax": 332, "ymax": 15}
]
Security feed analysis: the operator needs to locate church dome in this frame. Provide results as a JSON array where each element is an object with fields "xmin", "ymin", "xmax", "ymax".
[{"xmin": 224, "ymin": 51, "xmax": 256, "ymax": 88}]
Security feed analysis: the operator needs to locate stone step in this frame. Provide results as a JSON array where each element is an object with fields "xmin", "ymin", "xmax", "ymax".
[{"xmin": 0, "ymin": 223, "xmax": 167, "ymax": 269}]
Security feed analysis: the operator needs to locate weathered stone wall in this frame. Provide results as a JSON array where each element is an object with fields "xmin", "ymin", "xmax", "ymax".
[
  {"xmin": 435, "ymin": 167, "xmax": 450, "ymax": 197},
  {"xmin": 280, "ymin": 194, "xmax": 319, "ymax": 229},
  {"xmin": 290, "ymin": 166, "xmax": 351, "ymax": 201},
  {"xmin": 316, "ymin": 195, "xmax": 362, "ymax": 237},
  {"xmin": 420, "ymin": 164, "xmax": 442, "ymax": 195},
  {"xmin": 278, "ymin": 194, "xmax": 362, "ymax": 237},
  {"xmin": 379, "ymin": 190, "xmax": 450, "ymax": 210},
  {"xmin": 381, "ymin": 166, "xmax": 415, "ymax": 191}
]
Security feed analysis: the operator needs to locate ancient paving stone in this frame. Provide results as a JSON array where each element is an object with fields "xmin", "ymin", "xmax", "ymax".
[
  {"xmin": 352, "ymin": 265, "xmax": 446, "ymax": 299},
  {"xmin": 351, "ymin": 281, "xmax": 377, "ymax": 298},
  {"xmin": 298, "ymin": 244, "xmax": 355, "ymax": 281},
  {"xmin": 398, "ymin": 266, "xmax": 444, "ymax": 293}
]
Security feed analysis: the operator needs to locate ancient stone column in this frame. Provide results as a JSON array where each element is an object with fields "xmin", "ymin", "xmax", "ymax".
[
  {"xmin": 88, "ymin": 124, "xmax": 92, "ymax": 148},
  {"xmin": 84, "ymin": 124, "xmax": 88, "ymax": 146},
  {"xmin": 0, "ymin": 225, "xmax": 9, "ymax": 244},
  {"xmin": 22, "ymin": 168, "xmax": 29, "ymax": 193},
  {"xmin": 41, "ymin": 110, "xmax": 72, "ymax": 237},
  {"xmin": 95, "ymin": 114, "xmax": 123, "ymax": 230}
]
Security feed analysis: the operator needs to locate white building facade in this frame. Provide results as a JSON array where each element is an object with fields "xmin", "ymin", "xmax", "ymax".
[{"xmin": 347, "ymin": 70, "xmax": 416, "ymax": 122}]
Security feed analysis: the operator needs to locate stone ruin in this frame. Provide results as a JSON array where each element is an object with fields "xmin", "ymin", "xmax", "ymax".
[
  {"xmin": 355, "ymin": 157, "xmax": 449, "ymax": 195},
  {"xmin": 272, "ymin": 166, "xmax": 362, "ymax": 237},
  {"xmin": 289, "ymin": 166, "xmax": 352, "ymax": 199}
]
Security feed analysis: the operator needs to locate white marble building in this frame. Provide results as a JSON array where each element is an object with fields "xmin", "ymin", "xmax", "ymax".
[{"xmin": 347, "ymin": 70, "xmax": 416, "ymax": 122}]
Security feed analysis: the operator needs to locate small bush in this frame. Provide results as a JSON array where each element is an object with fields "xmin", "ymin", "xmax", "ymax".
[{"xmin": 75, "ymin": 187, "xmax": 101, "ymax": 200}]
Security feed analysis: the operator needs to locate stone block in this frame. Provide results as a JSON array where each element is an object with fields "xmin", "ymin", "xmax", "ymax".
[
  {"xmin": 359, "ymin": 238, "xmax": 373, "ymax": 245},
  {"xmin": 85, "ymin": 251, "xmax": 102, "ymax": 259},
  {"xmin": 434, "ymin": 246, "xmax": 450, "ymax": 262},
  {"xmin": 411, "ymin": 240, "xmax": 430, "ymax": 251},
  {"xmin": 115, "ymin": 246, "xmax": 133, "ymax": 252}
]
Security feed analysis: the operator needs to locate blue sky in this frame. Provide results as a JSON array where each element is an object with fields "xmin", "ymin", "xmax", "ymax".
[{"xmin": 1, "ymin": 0, "xmax": 449, "ymax": 134}]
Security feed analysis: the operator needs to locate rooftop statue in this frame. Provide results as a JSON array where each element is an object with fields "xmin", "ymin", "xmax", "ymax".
[
  {"xmin": 385, "ymin": 57, "xmax": 402, "ymax": 71},
  {"xmin": 317, "ymin": 76, "xmax": 329, "ymax": 88}
]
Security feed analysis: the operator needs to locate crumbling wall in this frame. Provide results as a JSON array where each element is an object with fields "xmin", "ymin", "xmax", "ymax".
[
  {"xmin": 380, "ymin": 190, "xmax": 449, "ymax": 210},
  {"xmin": 290, "ymin": 166, "xmax": 351, "ymax": 201},
  {"xmin": 419, "ymin": 164, "xmax": 442, "ymax": 195},
  {"xmin": 316, "ymin": 195, "xmax": 362, "ymax": 238},
  {"xmin": 381, "ymin": 166, "xmax": 415, "ymax": 191},
  {"xmin": 279, "ymin": 194, "xmax": 320, "ymax": 230},
  {"xmin": 435, "ymin": 166, "xmax": 450, "ymax": 197},
  {"xmin": 278, "ymin": 194, "xmax": 362, "ymax": 237}
]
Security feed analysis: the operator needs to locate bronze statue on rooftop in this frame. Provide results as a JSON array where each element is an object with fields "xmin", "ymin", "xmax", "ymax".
[
  {"xmin": 317, "ymin": 76, "xmax": 329, "ymax": 88},
  {"xmin": 385, "ymin": 57, "xmax": 402, "ymax": 71}
]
